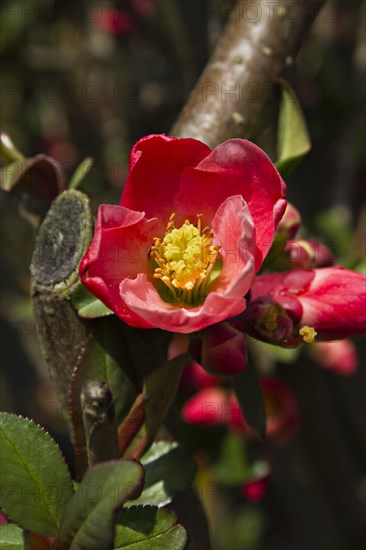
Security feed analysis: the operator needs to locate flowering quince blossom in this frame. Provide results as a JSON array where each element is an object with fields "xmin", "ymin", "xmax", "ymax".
[
  {"xmin": 250, "ymin": 267, "xmax": 366, "ymax": 341},
  {"xmin": 79, "ymin": 134, "xmax": 286, "ymax": 333}
]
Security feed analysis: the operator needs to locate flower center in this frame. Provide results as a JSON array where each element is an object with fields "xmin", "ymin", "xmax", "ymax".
[{"xmin": 150, "ymin": 213, "xmax": 221, "ymax": 306}]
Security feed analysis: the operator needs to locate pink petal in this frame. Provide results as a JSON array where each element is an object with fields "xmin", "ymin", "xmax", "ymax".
[
  {"xmin": 120, "ymin": 134, "xmax": 211, "ymax": 221},
  {"xmin": 79, "ymin": 204, "xmax": 159, "ymax": 327},
  {"xmin": 175, "ymin": 139, "xmax": 286, "ymax": 270},
  {"xmin": 119, "ymin": 195, "xmax": 256, "ymax": 332}
]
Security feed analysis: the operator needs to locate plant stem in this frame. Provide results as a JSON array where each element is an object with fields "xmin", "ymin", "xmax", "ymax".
[{"xmin": 171, "ymin": 0, "xmax": 324, "ymax": 147}]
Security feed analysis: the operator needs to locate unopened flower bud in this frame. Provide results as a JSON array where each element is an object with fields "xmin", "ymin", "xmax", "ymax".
[
  {"xmin": 189, "ymin": 318, "xmax": 247, "ymax": 377},
  {"xmin": 241, "ymin": 296, "xmax": 294, "ymax": 345},
  {"xmin": 284, "ymin": 239, "xmax": 334, "ymax": 269},
  {"xmin": 276, "ymin": 202, "xmax": 301, "ymax": 239}
]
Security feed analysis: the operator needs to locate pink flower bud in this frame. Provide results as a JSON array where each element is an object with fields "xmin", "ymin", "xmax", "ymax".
[
  {"xmin": 311, "ymin": 339, "xmax": 358, "ymax": 375},
  {"xmin": 284, "ymin": 239, "xmax": 334, "ymax": 269},
  {"xmin": 276, "ymin": 202, "xmax": 301, "ymax": 239}
]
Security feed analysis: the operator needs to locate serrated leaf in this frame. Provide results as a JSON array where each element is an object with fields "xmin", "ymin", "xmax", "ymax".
[
  {"xmin": 0, "ymin": 413, "xmax": 72, "ymax": 537},
  {"xmin": 68, "ymin": 157, "xmax": 94, "ymax": 190},
  {"xmin": 72, "ymin": 283, "xmax": 113, "ymax": 318},
  {"xmin": 126, "ymin": 441, "xmax": 196, "ymax": 508},
  {"xmin": 69, "ymin": 317, "xmax": 137, "ymax": 479},
  {"xmin": 60, "ymin": 460, "xmax": 144, "ymax": 550},
  {"xmin": 114, "ymin": 506, "xmax": 186, "ymax": 549},
  {"xmin": 276, "ymin": 78, "xmax": 311, "ymax": 177},
  {"xmin": 0, "ymin": 524, "xmax": 25, "ymax": 549},
  {"xmin": 232, "ymin": 360, "xmax": 266, "ymax": 441},
  {"xmin": 122, "ymin": 355, "xmax": 187, "ymax": 460}
]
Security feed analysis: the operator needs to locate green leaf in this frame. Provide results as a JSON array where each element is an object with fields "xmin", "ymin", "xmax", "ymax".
[
  {"xmin": 60, "ymin": 460, "xmax": 144, "ymax": 550},
  {"xmin": 122, "ymin": 355, "xmax": 187, "ymax": 459},
  {"xmin": 211, "ymin": 432, "xmax": 270, "ymax": 486},
  {"xmin": 68, "ymin": 157, "xmax": 94, "ymax": 190},
  {"xmin": 232, "ymin": 360, "xmax": 266, "ymax": 441},
  {"xmin": 0, "ymin": 413, "xmax": 72, "ymax": 537},
  {"xmin": 114, "ymin": 506, "xmax": 186, "ymax": 549},
  {"xmin": 0, "ymin": 524, "xmax": 25, "ymax": 549},
  {"xmin": 69, "ymin": 317, "xmax": 137, "ymax": 479},
  {"xmin": 276, "ymin": 77, "xmax": 311, "ymax": 177},
  {"xmin": 72, "ymin": 283, "xmax": 113, "ymax": 318},
  {"xmin": 127, "ymin": 441, "xmax": 196, "ymax": 508},
  {"xmin": 210, "ymin": 432, "xmax": 249, "ymax": 485}
]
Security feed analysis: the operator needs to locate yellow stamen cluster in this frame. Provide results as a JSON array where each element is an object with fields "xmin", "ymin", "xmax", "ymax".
[
  {"xmin": 299, "ymin": 325, "xmax": 317, "ymax": 343},
  {"xmin": 150, "ymin": 213, "xmax": 220, "ymax": 305}
]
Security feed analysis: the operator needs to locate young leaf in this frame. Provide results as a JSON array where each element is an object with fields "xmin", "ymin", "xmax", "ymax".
[
  {"xmin": 0, "ymin": 524, "xmax": 25, "ymax": 549},
  {"xmin": 232, "ymin": 359, "xmax": 266, "ymax": 441},
  {"xmin": 0, "ymin": 413, "xmax": 72, "ymax": 537},
  {"xmin": 114, "ymin": 506, "xmax": 187, "ymax": 549},
  {"xmin": 59, "ymin": 460, "xmax": 144, "ymax": 550},
  {"xmin": 68, "ymin": 157, "xmax": 94, "ymax": 190},
  {"xmin": 276, "ymin": 77, "xmax": 311, "ymax": 177},
  {"xmin": 0, "ymin": 132, "xmax": 24, "ymax": 163},
  {"xmin": 126, "ymin": 441, "xmax": 196, "ymax": 508},
  {"xmin": 72, "ymin": 283, "xmax": 113, "ymax": 318},
  {"xmin": 122, "ymin": 354, "xmax": 187, "ymax": 459}
]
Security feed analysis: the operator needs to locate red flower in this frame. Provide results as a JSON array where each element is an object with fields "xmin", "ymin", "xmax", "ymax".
[
  {"xmin": 182, "ymin": 378, "xmax": 299, "ymax": 445},
  {"xmin": 251, "ymin": 267, "xmax": 366, "ymax": 340},
  {"xmin": 80, "ymin": 135, "xmax": 286, "ymax": 333}
]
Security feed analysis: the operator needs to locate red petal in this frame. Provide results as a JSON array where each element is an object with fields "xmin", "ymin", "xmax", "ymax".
[
  {"xmin": 298, "ymin": 267, "xmax": 366, "ymax": 339},
  {"xmin": 175, "ymin": 139, "xmax": 286, "ymax": 270},
  {"xmin": 120, "ymin": 134, "xmax": 211, "ymax": 221},
  {"xmin": 181, "ymin": 387, "xmax": 229, "ymax": 425}
]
